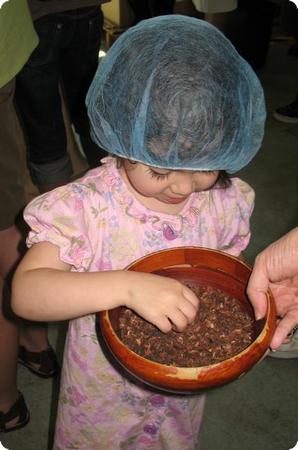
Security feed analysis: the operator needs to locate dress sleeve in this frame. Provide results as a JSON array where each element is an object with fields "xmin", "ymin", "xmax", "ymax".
[
  {"xmin": 24, "ymin": 184, "xmax": 93, "ymax": 271},
  {"xmin": 210, "ymin": 177, "xmax": 255, "ymax": 256}
]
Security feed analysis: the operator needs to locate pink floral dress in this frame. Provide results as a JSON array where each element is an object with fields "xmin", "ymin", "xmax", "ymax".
[{"xmin": 24, "ymin": 157, "xmax": 255, "ymax": 450}]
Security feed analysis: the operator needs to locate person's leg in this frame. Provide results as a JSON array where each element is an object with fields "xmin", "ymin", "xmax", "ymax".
[
  {"xmin": 0, "ymin": 79, "xmax": 25, "ymax": 422},
  {"xmin": 127, "ymin": 0, "xmax": 151, "ymax": 23},
  {"xmin": 15, "ymin": 14, "xmax": 73, "ymax": 192},
  {"xmin": 149, "ymin": 0, "xmax": 175, "ymax": 16},
  {"xmin": 280, "ymin": 0, "xmax": 298, "ymax": 56},
  {"xmin": 192, "ymin": 0, "xmax": 238, "ymax": 36},
  {"xmin": 0, "ymin": 255, "xmax": 28, "ymax": 431},
  {"xmin": 273, "ymin": 89, "xmax": 298, "ymax": 124},
  {"xmin": 204, "ymin": 11, "xmax": 232, "ymax": 31},
  {"xmin": 60, "ymin": 6, "xmax": 107, "ymax": 168},
  {"xmin": 0, "ymin": 81, "xmax": 27, "ymax": 429},
  {"xmin": 0, "ymin": 80, "xmax": 57, "ymax": 431},
  {"xmin": 0, "ymin": 229, "xmax": 19, "ymax": 419},
  {"xmin": 0, "ymin": 222, "xmax": 56, "ymax": 429}
]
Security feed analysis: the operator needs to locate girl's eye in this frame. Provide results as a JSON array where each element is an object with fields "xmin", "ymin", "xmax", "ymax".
[{"xmin": 148, "ymin": 169, "xmax": 170, "ymax": 181}]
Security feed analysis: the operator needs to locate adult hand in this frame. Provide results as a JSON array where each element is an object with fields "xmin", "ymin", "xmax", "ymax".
[{"xmin": 247, "ymin": 227, "xmax": 298, "ymax": 349}]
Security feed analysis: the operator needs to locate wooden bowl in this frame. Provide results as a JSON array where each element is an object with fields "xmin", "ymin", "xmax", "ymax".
[{"xmin": 97, "ymin": 247, "xmax": 276, "ymax": 394}]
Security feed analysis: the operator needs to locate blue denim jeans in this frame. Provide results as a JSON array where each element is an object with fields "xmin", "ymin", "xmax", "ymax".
[{"xmin": 16, "ymin": 6, "xmax": 105, "ymax": 188}]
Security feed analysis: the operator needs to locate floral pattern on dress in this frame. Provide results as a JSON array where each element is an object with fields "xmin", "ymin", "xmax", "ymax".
[{"xmin": 24, "ymin": 157, "xmax": 255, "ymax": 449}]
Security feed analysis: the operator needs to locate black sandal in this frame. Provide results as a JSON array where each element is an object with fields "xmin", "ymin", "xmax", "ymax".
[
  {"xmin": 18, "ymin": 345, "xmax": 59, "ymax": 378},
  {"xmin": 0, "ymin": 392, "xmax": 30, "ymax": 432}
]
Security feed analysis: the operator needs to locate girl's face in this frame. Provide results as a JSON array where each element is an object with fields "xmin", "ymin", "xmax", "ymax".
[{"xmin": 121, "ymin": 160, "xmax": 219, "ymax": 213}]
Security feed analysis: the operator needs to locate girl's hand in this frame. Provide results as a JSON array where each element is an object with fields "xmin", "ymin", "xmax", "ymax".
[{"xmin": 124, "ymin": 272, "xmax": 199, "ymax": 333}]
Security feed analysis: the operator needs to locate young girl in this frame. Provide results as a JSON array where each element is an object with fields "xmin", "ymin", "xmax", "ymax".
[{"xmin": 12, "ymin": 15, "xmax": 266, "ymax": 450}]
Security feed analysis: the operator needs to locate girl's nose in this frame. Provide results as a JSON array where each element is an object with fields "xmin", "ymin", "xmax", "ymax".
[{"xmin": 171, "ymin": 173, "xmax": 195, "ymax": 196}]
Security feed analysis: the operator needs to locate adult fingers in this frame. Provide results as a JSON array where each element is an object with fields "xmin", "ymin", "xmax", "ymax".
[
  {"xmin": 270, "ymin": 309, "xmax": 298, "ymax": 350},
  {"xmin": 247, "ymin": 255, "xmax": 269, "ymax": 320}
]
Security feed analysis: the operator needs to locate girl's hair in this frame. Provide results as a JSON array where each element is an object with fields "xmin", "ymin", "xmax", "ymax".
[
  {"xmin": 87, "ymin": 16, "xmax": 266, "ymax": 173},
  {"xmin": 116, "ymin": 157, "xmax": 231, "ymax": 189},
  {"xmin": 216, "ymin": 171, "xmax": 231, "ymax": 189}
]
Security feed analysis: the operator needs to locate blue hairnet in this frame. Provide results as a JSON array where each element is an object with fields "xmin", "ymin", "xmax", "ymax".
[{"xmin": 87, "ymin": 15, "xmax": 266, "ymax": 173}]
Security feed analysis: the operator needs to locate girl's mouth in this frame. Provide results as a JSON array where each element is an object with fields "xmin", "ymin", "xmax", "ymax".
[{"xmin": 164, "ymin": 196, "xmax": 188, "ymax": 204}]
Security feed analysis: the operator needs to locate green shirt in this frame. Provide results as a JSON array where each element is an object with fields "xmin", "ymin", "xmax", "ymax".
[{"xmin": 0, "ymin": 0, "xmax": 38, "ymax": 87}]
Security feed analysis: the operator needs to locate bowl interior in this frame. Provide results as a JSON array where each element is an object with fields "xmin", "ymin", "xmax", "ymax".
[{"xmin": 108, "ymin": 265, "xmax": 264, "ymax": 345}]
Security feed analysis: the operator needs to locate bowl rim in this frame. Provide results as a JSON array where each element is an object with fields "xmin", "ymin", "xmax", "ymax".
[{"xmin": 125, "ymin": 245, "xmax": 250, "ymax": 270}]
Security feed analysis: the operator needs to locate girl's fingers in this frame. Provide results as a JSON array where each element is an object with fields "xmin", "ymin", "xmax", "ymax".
[
  {"xmin": 169, "ymin": 286, "xmax": 199, "ymax": 331},
  {"xmin": 167, "ymin": 308, "xmax": 189, "ymax": 332},
  {"xmin": 177, "ymin": 299, "xmax": 198, "ymax": 325},
  {"xmin": 154, "ymin": 315, "xmax": 173, "ymax": 334},
  {"xmin": 152, "ymin": 300, "xmax": 197, "ymax": 334},
  {"xmin": 182, "ymin": 285, "xmax": 199, "ymax": 308}
]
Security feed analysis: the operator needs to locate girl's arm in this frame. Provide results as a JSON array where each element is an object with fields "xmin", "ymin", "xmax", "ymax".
[{"xmin": 12, "ymin": 241, "xmax": 198, "ymax": 333}]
